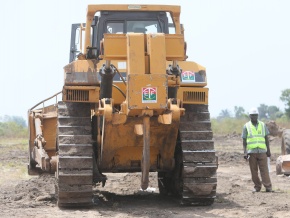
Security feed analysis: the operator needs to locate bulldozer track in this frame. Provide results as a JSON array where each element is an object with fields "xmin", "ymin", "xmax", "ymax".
[
  {"xmin": 56, "ymin": 102, "xmax": 94, "ymax": 207},
  {"xmin": 179, "ymin": 104, "xmax": 217, "ymax": 205}
]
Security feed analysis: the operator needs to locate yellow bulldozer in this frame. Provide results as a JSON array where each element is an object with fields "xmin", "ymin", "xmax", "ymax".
[{"xmin": 28, "ymin": 4, "xmax": 217, "ymax": 207}]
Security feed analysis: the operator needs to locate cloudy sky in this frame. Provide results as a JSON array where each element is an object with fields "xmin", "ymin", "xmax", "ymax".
[{"xmin": 1, "ymin": 0, "xmax": 289, "ymax": 120}]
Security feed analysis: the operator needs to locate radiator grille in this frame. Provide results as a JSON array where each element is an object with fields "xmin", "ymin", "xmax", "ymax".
[
  {"xmin": 183, "ymin": 91, "xmax": 206, "ymax": 103},
  {"xmin": 66, "ymin": 90, "xmax": 89, "ymax": 101}
]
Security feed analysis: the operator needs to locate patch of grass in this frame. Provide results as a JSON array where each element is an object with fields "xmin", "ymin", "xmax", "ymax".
[
  {"xmin": 0, "ymin": 137, "xmax": 30, "ymax": 184},
  {"xmin": 0, "ymin": 137, "xmax": 27, "ymax": 146},
  {"xmin": 0, "ymin": 144, "xmax": 28, "ymax": 156},
  {"xmin": 0, "ymin": 138, "xmax": 28, "ymax": 155},
  {"xmin": 0, "ymin": 161, "xmax": 30, "ymax": 185},
  {"xmin": 276, "ymin": 118, "xmax": 290, "ymax": 129},
  {"xmin": 211, "ymin": 117, "xmax": 290, "ymax": 136},
  {"xmin": 211, "ymin": 118, "xmax": 247, "ymax": 135}
]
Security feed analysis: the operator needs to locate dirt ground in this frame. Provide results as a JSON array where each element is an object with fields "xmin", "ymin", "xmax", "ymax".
[{"xmin": 1, "ymin": 135, "xmax": 290, "ymax": 218}]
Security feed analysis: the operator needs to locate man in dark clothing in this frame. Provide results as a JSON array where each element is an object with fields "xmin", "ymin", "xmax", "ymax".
[{"xmin": 241, "ymin": 107, "xmax": 272, "ymax": 192}]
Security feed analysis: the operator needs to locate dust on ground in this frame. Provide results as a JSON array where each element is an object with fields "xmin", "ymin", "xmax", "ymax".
[{"xmin": 1, "ymin": 135, "xmax": 290, "ymax": 218}]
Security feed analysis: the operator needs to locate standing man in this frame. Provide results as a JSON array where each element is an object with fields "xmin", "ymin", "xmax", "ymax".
[{"xmin": 242, "ymin": 107, "xmax": 272, "ymax": 192}]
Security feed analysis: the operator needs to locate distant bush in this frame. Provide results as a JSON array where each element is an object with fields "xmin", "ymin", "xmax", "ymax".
[
  {"xmin": 212, "ymin": 116, "xmax": 290, "ymax": 136},
  {"xmin": 0, "ymin": 121, "xmax": 28, "ymax": 138},
  {"xmin": 0, "ymin": 115, "xmax": 27, "ymax": 127},
  {"xmin": 275, "ymin": 115, "xmax": 290, "ymax": 129},
  {"xmin": 211, "ymin": 117, "xmax": 248, "ymax": 135}
]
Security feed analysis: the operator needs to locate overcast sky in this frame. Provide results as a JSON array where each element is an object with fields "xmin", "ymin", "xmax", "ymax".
[{"xmin": 1, "ymin": 0, "xmax": 290, "ymax": 120}]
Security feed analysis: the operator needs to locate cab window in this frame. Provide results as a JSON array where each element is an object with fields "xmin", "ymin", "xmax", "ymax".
[
  {"xmin": 106, "ymin": 22, "xmax": 124, "ymax": 33},
  {"xmin": 127, "ymin": 21, "xmax": 160, "ymax": 33}
]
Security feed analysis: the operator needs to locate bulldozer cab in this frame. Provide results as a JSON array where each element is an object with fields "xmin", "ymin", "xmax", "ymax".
[{"xmin": 70, "ymin": 10, "xmax": 171, "ymax": 62}]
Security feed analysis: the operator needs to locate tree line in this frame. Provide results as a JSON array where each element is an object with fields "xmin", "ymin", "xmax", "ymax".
[
  {"xmin": 0, "ymin": 115, "xmax": 27, "ymax": 138},
  {"xmin": 217, "ymin": 89, "xmax": 290, "ymax": 121}
]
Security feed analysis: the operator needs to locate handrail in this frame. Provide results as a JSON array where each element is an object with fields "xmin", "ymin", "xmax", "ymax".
[{"xmin": 29, "ymin": 91, "xmax": 62, "ymax": 111}]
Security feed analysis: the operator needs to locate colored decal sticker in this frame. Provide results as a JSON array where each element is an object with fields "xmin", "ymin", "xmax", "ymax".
[
  {"xmin": 181, "ymin": 71, "xmax": 195, "ymax": 82},
  {"xmin": 142, "ymin": 87, "xmax": 157, "ymax": 103}
]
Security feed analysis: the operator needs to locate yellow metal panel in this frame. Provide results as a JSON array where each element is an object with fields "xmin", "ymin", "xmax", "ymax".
[
  {"xmin": 112, "ymin": 83, "xmax": 126, "ymax": 104},
  {"xmin": 103, "ymin": 34, "xmax": 127, "ymax": 60},
  {"xmin": 102, "ymin": 34, "xmax": 186, "ymax": 66},
  {"xmin": 87, "ymin": 4, "xmax": 181, "ymax": 15},
  {"xmin": 147, "ymin": 34, "xmax": 166, "ymax": 74},
  {"xmin": 127, "ymin": 33, "xmax": 145, "ymax": 75},
  {"xmin": 43, "ymin": 117, "xmax": 57, "ymax": 155},
  {"xmin": 127, "ymin": 74, "xmax": 168, "ymax": 110},
  {"xmin": 113, "ymin": 146, "xmax": 159, "ymax": 169},
  {"xmin": 100, "ymin": 116, "xmax": 178, "ymax": 171},
  {"xmin": 165, "ymin": 34, "xmax": 185, "ymax": 60}
]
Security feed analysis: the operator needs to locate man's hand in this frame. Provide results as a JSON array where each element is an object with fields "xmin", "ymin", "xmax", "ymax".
[{"xmin": 266, "ymin": 150, "xmax": 271, "ymax": 157}]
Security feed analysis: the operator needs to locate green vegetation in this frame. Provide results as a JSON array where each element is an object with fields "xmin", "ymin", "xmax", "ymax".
[
  {"xmin": 0, "ymin": 115, "xmax": 28, "ymax": 138},
  {"xmin": 0, "ymin": 160, "xmax": 29, "ymax": 185},
  {"xmin": 0, "ymin": 116, "xmax": 29, "ymax": 183},
  {"xmin": 212, "ymin": 113, "xmax": 290, "ymax": 136},
  {"xmin": 0, "ymin": 138, "xmax": 27, "ymax": 148},
  {"xmin": 214, "ymin": 89, "xmax": 290, "ymax": 134},
  {"xmin": 271, "ymin": 117, "xmax": 290, "ymax": 128},
  {"xmin": 211, "ymin": 117, "xmax": 248, "ymax": 135},
  {"xmin": 0, "ymin": 138, "xmax": 29, "ymax": 184},
  {"xmin": 216, "ymin": 89, "xmax": 290, "ymax": 122},
  {"xmin": 0, "ymin": 122, "xmax": 28, "ymax": 138}
]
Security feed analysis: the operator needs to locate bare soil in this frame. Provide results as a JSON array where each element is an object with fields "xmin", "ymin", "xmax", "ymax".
[{"xmin": 1, "ymin": 135, "xmax": 290, "ymax": 218}]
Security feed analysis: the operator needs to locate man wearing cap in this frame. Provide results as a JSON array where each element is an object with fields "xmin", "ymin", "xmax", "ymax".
[{"xmin": 241, "ymin": 107, "xmax": 272, "ymax": 192}]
